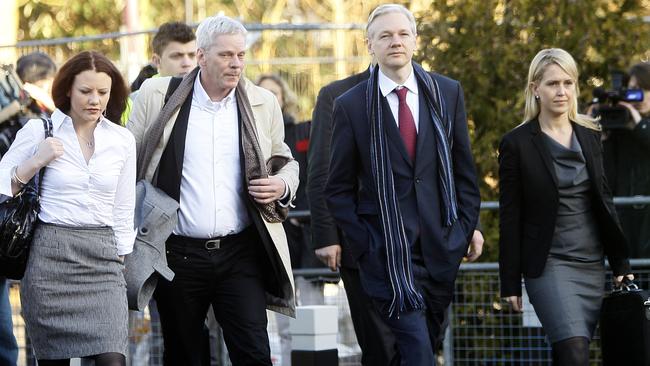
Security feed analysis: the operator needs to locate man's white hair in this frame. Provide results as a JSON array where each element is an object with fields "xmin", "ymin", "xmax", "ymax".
[
  {"xmin": 196, "ymin": 15, "xmax": 247, "ymax": 50},
  {"xmin": 366, "ymin": 4, "xmax": 417, "ymax": 38}
]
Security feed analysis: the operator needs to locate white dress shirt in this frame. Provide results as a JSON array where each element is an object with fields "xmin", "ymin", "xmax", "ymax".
[
  {"xmin": 0, "ymin": 108, "xmax": 137, "ymax": 255},
  {"xmin": 378, "ymin": 67, "xmax": 420, "ymax": 132},
  {"xmin": 174, "ymin": 73, "xmax": 251, "ymax": 238}
]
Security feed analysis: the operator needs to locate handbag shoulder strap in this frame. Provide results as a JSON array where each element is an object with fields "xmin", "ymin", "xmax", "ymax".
[{"xmin": 37, "ymin": 117, "xmax": 53, "ymax": 195}]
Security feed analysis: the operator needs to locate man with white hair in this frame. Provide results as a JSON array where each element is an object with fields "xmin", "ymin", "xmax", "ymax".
[
  {"xmin": 128, "ymin": 15, "xmax": 298, "ymax": 366},
  {"xmin": 326, "ymin": 4, "xmax": 480, "ymax": 364}
]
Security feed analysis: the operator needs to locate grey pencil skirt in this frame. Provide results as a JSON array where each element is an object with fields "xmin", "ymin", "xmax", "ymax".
[
  {"xmin": 20, "ymin": 222, "xmax": 128, "ymax": 359},
  {"xmin": 524, "ymin": 257, "xmax": 605, "ymax": 343}
]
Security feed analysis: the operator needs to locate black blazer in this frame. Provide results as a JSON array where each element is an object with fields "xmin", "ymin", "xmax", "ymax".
[
  {"xmin": 307, "ymin": 68, "xmax": 370, "ymax": 268},
  {"xmin": 326, "ymin": 72, "xmax": 480, "ymax": 298},
  {"xmin": 498, "ymin": 119, "xmax": 631, "ymax": 297}
]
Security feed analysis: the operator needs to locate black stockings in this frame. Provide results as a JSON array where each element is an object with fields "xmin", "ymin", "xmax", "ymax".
[
  {"xmin": 551, "ymin": 336, "xmax": 590, "ymax": 366},
  {"xmin": 38, "ymin": 353, "xmax": 125, "ymax": 366}
]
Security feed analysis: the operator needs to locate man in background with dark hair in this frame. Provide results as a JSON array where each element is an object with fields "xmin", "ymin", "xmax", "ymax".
[
  {"xmin": 0, "ymin": 51, "xmax": 56, "ymax": 125},
  {"xmin": 130, "ymin": 22, "xmax": 197, "ymax": 93},
  {"xmin": 123, "ymin": 21, "xmax": 196, "ymax": 123},
  {"xmin": 151, "ymin": 21, "xmax": 197, "ymax": 78},
  {"xmin": 15, "ymin": 52, "xmax": 56, "ymax": 118},
  {"xmin": 0, "ymin": 52, "xmax": 56, "ymax": 155}
]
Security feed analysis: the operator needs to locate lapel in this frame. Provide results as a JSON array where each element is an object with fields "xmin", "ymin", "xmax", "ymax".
[
  {"xmin": 529, "ymin": 118, "xmax": 559, "ymax": 187},
  {"xmin": 172, "ymin": 89, "xmax": 194, "ymax": 180},
  {"xmin": 573, "ymin": 122, "xmax": 602, "ymax": 194},
  {"xmin": 155, "ymin": 84, "xmax": 194, "ymax": 202},
  {"xmin": 415, "ymin": 87, "xmax": 435, "ymax": 175},
  {"xmin": 380, "ymin": 95, "xmax": 413, "ymax": 168}
]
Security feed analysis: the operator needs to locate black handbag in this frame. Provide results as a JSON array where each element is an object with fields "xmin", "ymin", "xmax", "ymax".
[{"xmin": 0, "ymin": 117, "xmax": 52, "ymax": 280}]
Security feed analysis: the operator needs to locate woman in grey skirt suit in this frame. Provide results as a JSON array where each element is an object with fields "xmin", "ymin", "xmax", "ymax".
[
  {"xmin": 0, "ymin": 51, "xmax": 135, "ymax": 365},
  {"xmin": 498, "ymin": 48, "xmax": 633, "ymax": 365}
]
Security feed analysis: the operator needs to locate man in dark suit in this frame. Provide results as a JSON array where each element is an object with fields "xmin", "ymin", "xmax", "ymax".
[
  {"xmin": 326, "ymin": 4, "xmax": 480, "ymax": 365},
  {"xmin": 308, "ymin": 66, "xmax": 399, "ymax": 365},
  {"xmin": 309, "ymin": 67, "xmax": 484, "ymax": 365}
]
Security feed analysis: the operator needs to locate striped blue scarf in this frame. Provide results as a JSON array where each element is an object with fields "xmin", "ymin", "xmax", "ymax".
[{"xmin": 366, "ymin": 62, "xmax": 458, "ymax": 317}]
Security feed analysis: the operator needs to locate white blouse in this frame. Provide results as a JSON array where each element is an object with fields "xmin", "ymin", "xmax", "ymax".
[{"xmin": 0, "ymin": 109, "xmax": 137, "ymax": 255}]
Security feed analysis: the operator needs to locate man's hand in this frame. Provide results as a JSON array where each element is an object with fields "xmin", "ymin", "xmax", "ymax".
[
  {"xmin": 465, "ymin": 230, "xmax": 484, "ymax": 262},
  {"xmin": 618, "ymin": 101, "xmax": 643, "ymax": 126},
  {"xmin": 248, "ymin": 176, "xmax": 286, "ymax": 204},
  {"xmin": 505, "ymin": 296, "xmax": 523, "ymax": 312},
  {"xmin": 315, "ymin": 244, "xmax": 341, "ymax": 271},
  {"xmin": 614, "ymin": 273, "xmax": 635, "ymax": 287}
]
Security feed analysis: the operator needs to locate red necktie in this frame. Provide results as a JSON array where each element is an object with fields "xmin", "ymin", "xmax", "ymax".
[{"xmin": 395, "ymin": 87, "xmax": 417, "ymax": 162}]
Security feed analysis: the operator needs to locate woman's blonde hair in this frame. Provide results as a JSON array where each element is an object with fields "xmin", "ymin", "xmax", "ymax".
[
  {"xmin": 255, "ymin": 73, "xmax": 299, "ymax": 120},
  {"xmin": 523, "ymin": 48, "xmax": 599, "ymax": 130}
]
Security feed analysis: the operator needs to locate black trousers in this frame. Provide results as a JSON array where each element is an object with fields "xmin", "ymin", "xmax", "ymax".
[
  {"xmin": 154, "ymin": 226, "xmax": 272, "ymax": 366},
  {"xmin": 362, "ymin": 260, "xmax": 453, "ymax": 366},
  {"xmin": 412, "ymin": 260, "xmax": 454, "ymax": 351},
  {"xmin": 340, "ymin": 266, "xmax": 399, "ymax": 366}
]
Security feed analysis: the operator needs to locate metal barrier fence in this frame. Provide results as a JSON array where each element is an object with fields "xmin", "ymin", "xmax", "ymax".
[
  {"xmin": 445, "ymin": 259, "xmax": 650, "ymax": 365},
  {"xmin": 13, "ymin": 263, "xmax": 649, "ymax": 365},
  {"xmin": 7, "ymin": 196, "xmax": 650, "ymax": 365},
  {"xmin": 7, "ymin": 276, "xmax": 361, "ymax": 366}
]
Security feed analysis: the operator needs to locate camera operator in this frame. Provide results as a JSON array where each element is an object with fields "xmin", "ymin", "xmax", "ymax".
[
  {"xmin": 0, "ymin": 52, "xmax": 56, "ymax": 156},
  {"xmin": 600, "ymin": 62, "xmax": 650, "ymax": 258},
  {"xmin": 16, "ymin": 52, "xmax": 56, "ymax": 117}
]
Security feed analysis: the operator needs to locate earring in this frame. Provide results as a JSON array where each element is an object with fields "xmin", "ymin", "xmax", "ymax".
[{"xmin": 535, "ymin": 95, "xmax": 540, "ymax": 100}]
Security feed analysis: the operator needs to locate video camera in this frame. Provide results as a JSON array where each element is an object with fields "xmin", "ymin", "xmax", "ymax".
[{"xmin": 592, "ymin": 71, "xmax": 644, "ymax": 129}]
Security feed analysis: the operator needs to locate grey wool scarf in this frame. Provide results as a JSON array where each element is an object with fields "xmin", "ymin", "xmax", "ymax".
[{"xmin": 136, "ymin": 67, "xmax": 288, "ymax": 223}]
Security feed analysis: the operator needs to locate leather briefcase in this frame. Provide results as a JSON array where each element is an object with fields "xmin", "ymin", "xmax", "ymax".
[{"xmin": 600, "ymin": 279, "xmax": 650, "ymax": 366}]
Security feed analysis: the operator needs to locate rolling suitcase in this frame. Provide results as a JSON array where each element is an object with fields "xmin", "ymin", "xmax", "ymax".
[{"xmin": 600, "ymin": 279, "xmax": 650, "ymax": 366}]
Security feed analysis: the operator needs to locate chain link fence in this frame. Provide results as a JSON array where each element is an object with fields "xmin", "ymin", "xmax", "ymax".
[
  {"xmin": 444, "ymin": 262, "xmax": 650, "ymax": 365},
  {"xmin": 7, "ymin": 277, "xmax": 360, "ymax": 366}
]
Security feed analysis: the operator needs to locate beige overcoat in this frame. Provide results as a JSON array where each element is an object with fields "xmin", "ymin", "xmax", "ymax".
[{"xmin": 127, "ymin": 75, "xmax": 298, "ymax": 317}]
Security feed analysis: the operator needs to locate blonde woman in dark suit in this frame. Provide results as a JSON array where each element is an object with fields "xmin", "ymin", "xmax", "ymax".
[{"xmin": 498, "ymin": 48, "xmax": 633, "ymax": 365}]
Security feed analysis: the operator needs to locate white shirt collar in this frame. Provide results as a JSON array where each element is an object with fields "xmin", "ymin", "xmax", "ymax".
[
  {"xmin": 51, "ymin": 108, "xmax": 109, "ymax": 132},
  {"xmin": 194, "ymin": 71, "xmax": 236, "ymax": 110},
  {"xmin": 378, "ymin": 67, "xmax": 418, "ymax": 98}
]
